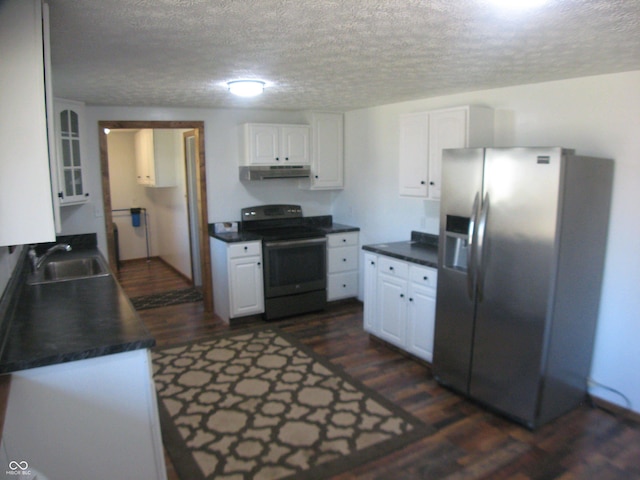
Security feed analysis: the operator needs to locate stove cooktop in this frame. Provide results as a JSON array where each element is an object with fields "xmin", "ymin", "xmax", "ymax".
[
  {"xmin": 240, "ymin": 204, "xmax": 325, "ymax": 241},
  {"xmin": 247, "ymin": 225, "xmax": 325, "ymax": 241}
]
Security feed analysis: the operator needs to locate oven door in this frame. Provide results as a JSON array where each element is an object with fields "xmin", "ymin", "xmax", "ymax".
[{"xmin": 263, "ymin": 237, "xmax": 327, "ymax": 298}]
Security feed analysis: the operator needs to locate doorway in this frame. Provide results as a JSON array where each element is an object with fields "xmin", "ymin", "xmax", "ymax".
[{"xmin": 98, "ymin": 120, "xmax": 213, "ymax": 312}]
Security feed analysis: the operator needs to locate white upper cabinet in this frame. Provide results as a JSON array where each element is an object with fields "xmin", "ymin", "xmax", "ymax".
[
  {"xmin": 135, "ymin": 129, "xmax": 179, "ymax": 187},
  {"xmin": 0, "ymin": 0, "xmax": 56, "ymax": 246},
  {"xmin": 302, "ymin": 112, "xmax": 344, "ymax": 190},
  {"xmin": 241, "ymin": 123, "xmax": 310, "ymax": 165},
  {"xmin": 53, "ymin": 99, "xmax": 89, "ymax": 205},
  {"xmin": 398, "ymin": 113, "xmax": 430, "ymax": 197},
  {"xmin": 399, "ymin": 106, "xmax": 494, "ymax": 200},
  {"xmin": 280, "ymin": 126, "xmax": 310, "ymax": 164}
]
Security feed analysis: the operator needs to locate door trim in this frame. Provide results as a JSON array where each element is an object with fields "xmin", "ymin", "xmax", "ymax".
[
  {"xmin": 183, "ymin": 130, "xmax": 202, "ymax": 287},
  {"xmin": 98, "ymin": 120, "xmax": 213, "ymax": 312}
]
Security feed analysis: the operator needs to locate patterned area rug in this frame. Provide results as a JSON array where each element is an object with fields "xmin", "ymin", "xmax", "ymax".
[
  {"xmin": 152, "ymin": 327, "xmax": 433, "ymax": 480},
  {"xmin": 130, "ymin": 287, "xmax": 203, "ymax": 310}
]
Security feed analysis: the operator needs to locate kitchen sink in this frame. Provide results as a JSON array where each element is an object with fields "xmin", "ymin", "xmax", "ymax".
[{"xmin": 28, "ymin": 255, "xmax": 110, "ymax": 285}]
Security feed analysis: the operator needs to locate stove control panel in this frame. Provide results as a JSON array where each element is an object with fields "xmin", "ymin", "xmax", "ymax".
[{"xmin": 241, "ymin": 204, "xmax": 302, "ymax": 222}]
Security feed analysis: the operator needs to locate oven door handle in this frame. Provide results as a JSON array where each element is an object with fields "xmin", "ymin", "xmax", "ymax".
[{"xmin": 264, "ymin": 237, "xmax": 327, "ymax": 248}]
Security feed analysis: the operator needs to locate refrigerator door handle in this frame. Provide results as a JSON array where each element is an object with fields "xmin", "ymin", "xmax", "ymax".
[
  {"xmin": 476, "ymin": 192, "xmax": 490, "ymax": 302},
  {"xmin": 467, "ymin": 192, "xmax": 480, "ymax": 300}
]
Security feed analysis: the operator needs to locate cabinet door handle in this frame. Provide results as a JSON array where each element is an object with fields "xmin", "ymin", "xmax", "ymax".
[
  {"xmin": 370, "ymin": 261, "xmax": 375, "ymax": 265},
  {"xmin": 343, "ymin": 258, "xmax": 347, "ymax": 262},
  {"xmin": 342, "ymin": 284, "xmax": 346, "ymax": 288},
  {"xmin": 257, "ymin": 262, "xmax": 261, "ymax": 267},
  {"xmin": 423, "ymin": 276, "xmax": 428, "ymax": 281},
  {"xmin": 420, "ymin": 180, "xmax": 426, "ymax": 185},
  {"xmin": 409, "ymin": 297, "xmax": 414, "ymax": 302},
  {"xmin": 389, "ymin": 266, "xmax": 394, "ymax": 271},
  {"xmin": 285, "ymin": 157, "xmax": 289, "ymax": 161},
  {"xmin": 400, "ymin": 293, "xmax": 404, "ymax": 298},
  {"xmin": 430, "ymin": 181, "xmax": 435, "ymax": 186},
  {"xmin": 244, "ymin": 246, "xmax": 248, "ymax": 251},
  {"xmin": 342, "ymin": 238, "xmax": 347, "ymax": 242},
  {"xmin": 275, "ymin": 157, "xmax": 280, "ymax": 161},
  {"xmin": 315, "ymin": 175, "xmax": 319, "ymax": 179}
]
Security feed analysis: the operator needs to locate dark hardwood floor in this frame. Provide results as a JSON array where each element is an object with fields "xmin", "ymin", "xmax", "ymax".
[
  {"xmin": 117, "ymin": 258, "xmax": 193, "ymax": 297},
  {"xmin": 119, "ymin": 259, "xmax": 640, "ymax": 479}
]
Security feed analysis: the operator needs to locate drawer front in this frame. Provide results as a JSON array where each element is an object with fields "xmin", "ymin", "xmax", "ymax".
[
  {"xmin": 328, "ymin": 271, "xmax": 359, "ymax": 300},
  {"xmin": 409, "ymin": 264, "xmax": 438, "ymax": 288},
  {"xmin": 327, "ymin": 246, "xmax": 358, "ymax": 273},
  {"xmin": 378, "ymin": 256, "xmax": 409, "ymax": 278},
  {"xmin": 228, "ymin": 241, "xmax": 262, "ymax": 259},
  {"xmin": 327, "ymin": 232, "xmax": 359, "ymax": 248}
]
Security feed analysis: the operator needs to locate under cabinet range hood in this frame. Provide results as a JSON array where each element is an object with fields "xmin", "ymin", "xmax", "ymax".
[{"xmin": 239, "ymin": 165, "xmax": 311, "ymax": 181}]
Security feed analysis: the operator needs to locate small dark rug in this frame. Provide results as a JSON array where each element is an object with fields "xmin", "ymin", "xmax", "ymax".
[
  {"xmin": 131, "ymin": 287, "xmax": 203, "ymax": 310},
  {"xmin": 152, "ymin": 327, "xmax": 433, "ymax": 480}
]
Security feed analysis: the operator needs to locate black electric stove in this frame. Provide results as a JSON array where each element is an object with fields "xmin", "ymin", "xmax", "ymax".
[{"xmin": 241, "ymin": 205, "xmax": 327, "ymax": 320}]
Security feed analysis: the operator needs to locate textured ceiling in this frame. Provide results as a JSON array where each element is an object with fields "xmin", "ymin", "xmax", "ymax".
[{"xmin": 48, "ymin": 0, "xmax": 640, "ymax": 111}]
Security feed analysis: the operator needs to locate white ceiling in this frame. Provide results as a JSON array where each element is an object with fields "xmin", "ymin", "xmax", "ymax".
[{"xmin": 48, "ymin": 0, "xmax": 640, "ymax": 111}]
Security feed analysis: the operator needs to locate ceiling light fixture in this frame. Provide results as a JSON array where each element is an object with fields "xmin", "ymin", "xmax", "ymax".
[{"xmin": 227, "ymin": 80, "xmax": 265, "ymax": 97}]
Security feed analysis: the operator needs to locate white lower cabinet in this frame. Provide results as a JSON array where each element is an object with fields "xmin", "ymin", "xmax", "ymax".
[
  {"xmin": 406, "ymin": 270, "xmax": 437, "ymax": 360},
  {"xmin": 211, "ymin": 239, "xmax": 264, "ymax": 322},
  {"xmin": 363, "ymin": 251, "xmax": 437, "ymax": 362},
  {"xmin": 377, "ymin": 256, "xmax": 409, "ymax": 346},
  {"xmin": 1, "ymin": 350, "xmax": 167, "ymax": 480},
  {"xmin": 326, "ymin": 232, "xmax": 359, "ymax": 301},
  {"xmin": 363, "ymin": 253, "xmax": 378, "ymax": 332}
]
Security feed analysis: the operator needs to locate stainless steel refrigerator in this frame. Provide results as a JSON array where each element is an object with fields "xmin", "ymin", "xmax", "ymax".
[{"xmin": 433, "ymin": 147, "xmax": 613, "ymax": 429}]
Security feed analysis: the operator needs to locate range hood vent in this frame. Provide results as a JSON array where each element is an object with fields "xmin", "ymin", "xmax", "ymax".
[{"xmin": 239, "ymin": 165, "xmax": 311, "ymax": 181}]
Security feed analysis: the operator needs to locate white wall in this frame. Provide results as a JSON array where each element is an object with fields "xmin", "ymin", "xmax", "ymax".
[
  {"xmin": 145, "ymin": 129, "xmax": 191, "ymax": 278},
  {"xmin": 74, "ymin": 107, "xmax": 338, "ymax": 257},
  {"xmin": 107, "ymin": 131, "xmax": 154, "ymax": 261},
  {"xmin": 335, "ymin": 70, "xmax": 640, "ymax": 414}
]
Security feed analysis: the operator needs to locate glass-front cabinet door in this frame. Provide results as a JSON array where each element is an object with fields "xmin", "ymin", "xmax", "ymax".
[{"xmin": 54, "ymin": 99, "xmax": 88, "ymax": 205}]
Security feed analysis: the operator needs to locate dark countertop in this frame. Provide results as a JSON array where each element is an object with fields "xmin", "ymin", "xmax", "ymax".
[
  {"xmin": 362, "ymin": 232, "xmax": 439, "ymax": 268},
  {"xmin": 209, "ymin": 216, "xmax": 359, "ymax": 243},
  {"xmin": 0, "ymin": 244, "xmax": 154, "ymax": 374},
  {"xmin": 209, "ymin": 231, "xmax": 262, "ymax": 243},
  {"xmin": 316, "ymin": 223, "xmax": 360, "ymax": 235}
]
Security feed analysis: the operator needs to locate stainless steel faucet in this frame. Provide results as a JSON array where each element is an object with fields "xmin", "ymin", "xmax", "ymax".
[{"xmin": 28, "ymin": 244, "xmax": 72, "ymax": 272}]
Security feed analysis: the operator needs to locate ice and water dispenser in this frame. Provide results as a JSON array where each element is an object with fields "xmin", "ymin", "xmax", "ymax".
[{"xmin": 443, "ymin": 215, "xmax": 470, "ymax": 272}]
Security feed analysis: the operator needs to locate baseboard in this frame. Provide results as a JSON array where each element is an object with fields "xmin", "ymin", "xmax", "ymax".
[
  {"xmin": 367, "ymin": 334, "xmax": 433, "ymax": 370},
  {"xmin": 119, "ymin": 256, "xmax": 156, "ymax": 264},
  {"xmin": 156, "ymin": 257, "xmax": 193, "ymax": 286},
  {"xmin": 590, "ymin": 394, "xmax": 640, "ymax": 424},
  {"xmin": 120, "ymin": 256, "xmax": 194, "ymax": 287}
]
